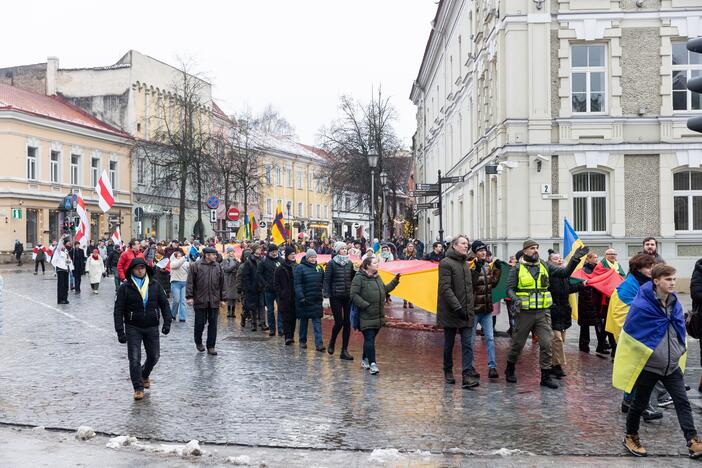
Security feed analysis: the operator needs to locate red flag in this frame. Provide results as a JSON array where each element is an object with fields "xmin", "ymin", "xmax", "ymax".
[{"xmin": 571, "ymin": 263, "xmax": 624, "ymax": 297}]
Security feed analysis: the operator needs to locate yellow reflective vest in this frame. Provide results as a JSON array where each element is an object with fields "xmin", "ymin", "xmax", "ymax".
[{"xmin": 515, "ymin": 262, "xmax": 553, "ymax": 310}]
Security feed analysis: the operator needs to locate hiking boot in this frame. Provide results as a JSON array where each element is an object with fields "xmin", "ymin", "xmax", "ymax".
[
  {"xmin": 361, "ymin": 358, "xmax": 370, "ymax": 369},
  {"xmin": 340, "ymin": 349, "xmax": 354, "ymax": 361},
  {"xmin": 488, "ymin": 368, "xmax": 499, "ymax": 379},
  {"xmin": 688, "ymin": 436, "xmax": 702, "ymax": 459},
  {"xmin": 196, "ymin": 344, "xmax": 205, "ymax": 352},
  {"xmin": 623, "ymin": 434, "xmax": 647, "ymax": 457},
  {"xmin": 642, "ymin": 408, "xmax": 663, "ymax": 422},
  {"xmin": 540, "ymin": 369, "xmax": 559, "ymax": 389},
  {"xmin": 142, "ymin": 377, "xmax": 151, "ymax": 389},
  {"xmin": 207, "ymin": 347, "xmax": 218, "ymax": 355},
  {"xmin": 505, "ymin": 362, "xmax": 517, "ymax": 383},
  {"xmin": 444, "ymin": 370, "xmax": 456, "ymax": 385},
  {"xmin": 462, "ymin": 374, "xmax": 479, "ymax": 388},
  {"xmin": 133, "ymin": 390, "xmax": 145, "ymax": 400},
  {"xmin": 369, "ymin": 363, "xmax": 380, "ymax": 375},
  {"xmin": 551, "ymin": 365, "xmax": 566, "ymax": 379}
]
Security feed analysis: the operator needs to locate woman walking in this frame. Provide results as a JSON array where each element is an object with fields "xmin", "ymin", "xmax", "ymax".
[
  {"xmin": 169, "ymin": 249, "xmax": 189, "ymax": 322},
  {"xmin": 222, "ymin": 246, "xmax": 240, "ymax": 318},
  {"xmin": 324, "ymin": 241, "xmax": 355, "ymax": 360},
  {"xmin": 86, "ymin": 248, "xmax": 105, "ymax": 294},
  {"xmin": 401, "ymin": 243, "xmax": 416, "ymax": 309},
  {"xmin": 294, "ymin": 249, "xmax": 325, "ymax": 351},
  {"xmin": 350, "ymin": 256, "xmax": 400, "ymax": 375}
]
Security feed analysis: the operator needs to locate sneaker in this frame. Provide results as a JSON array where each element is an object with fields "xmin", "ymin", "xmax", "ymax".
[
  {"xmin": 657, "ymin": 395, "xmax": 674, "ymax": 408},
  {"xmin": 462, "ymin": 374, "xmax": 479, "ymax": 388},
  {"xmin": 595, "ymin": 349, "xmax": 609, "ymax": 358},
  {"xmin": 488, "ymin": 368, "xmax": 499, "ymax": 379},
  {"xmin": 623, "ymin": 434, "xmax": 647, "ymax": 457},
  {"xmin": 361, "ymin": 358, "xmax": 370, "ymax": 369},
  {"xmin": 142, "ymin": 377, "xmax": 151, "ymax": 389},
  {"xmin": 369, "ymin": 363, "xmax": 379, "ymax": 375},
  {"xmin": 642, "ymin": 408, "xmax": 663, "ymax": 422},
  {"xmin": 688, "ymin": 436, "xmax": 702, "ymax": 459},
  {"xmin": 133, "ymin": 390, "xmax": 145, "ymax": 400},
  {"xmin": 207, "ymin": 347, "xmax": 218, "ymax": 355},
  {"xmin": 196, "ymin": 344, "xmax": 205, "ymax": 352},
  {"xmin": 285, "ymin": 339, "xmax": 293, "ymax": 346},
  {"xmin": 444, "ymin": 370, "xmax": 456, "ymax": 384}
]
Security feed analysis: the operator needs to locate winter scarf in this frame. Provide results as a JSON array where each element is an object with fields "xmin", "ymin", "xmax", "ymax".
[
  {"xmin": 131, "ymin": 275, "xmax": 150, "ymax": 307},
  {"xmin": 333, "ymin": 254, "xmax": 349, "ymax": 266}
]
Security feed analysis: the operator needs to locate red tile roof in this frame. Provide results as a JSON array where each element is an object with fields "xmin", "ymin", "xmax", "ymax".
[{"xmin": 0, "ymin": 83, "xmax": 130, "ymax": 138}]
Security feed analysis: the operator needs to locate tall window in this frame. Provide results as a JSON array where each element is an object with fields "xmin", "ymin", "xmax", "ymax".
[
  {"xmin": 91, "ymin": 157, "xmax": 100, "ymax": 187},
  {"xmin": 50, "ymin": 150, "xmax": 59, "ymax": 183},
  {"xmin": 315, "ymin": 177, "xmax": 321, "ymax": 192},
  {"xmin": 109, "ymin": 161, "xmax": 117, "ymax": 189},
  {"xmin": 266, "ymin": 198, "xmax": 272, "ymax": 215},
  {"xmin": 674, "ymin": 171, "xmax": 702, "ymax": 231},
  {"xmin": 673, "ymin": 42, "xmax": 702, "ymax": 111},
  {"xmin": 27, "ymin": 146, "xmax": 37, "ymax": 180},
  {"xmin": 309, "ymin": 171, "xmax": 314, "ymax": 191},
  {"xmin": 571, "ymin": 44, "xmax": 606, "ymax": 113},
  {"xmin": 286, "ymin": 168, "xmax": 293, "ymax": 187},
  {"xmin": 344, "ymin": 195, "xmax": 351, "ymax": 211},
  {"xmin": 70, "ymin": 154, "xmax": 80, "ymax": 186},
  {"xmin": 287, "ymin": 201, "xmax": 292, "ymax": 217},
  {"xmin": 265, "ymin": 165, "xmax": 272, "ymax": 185},
  {"xmin": 137, "ymin": 158, "xmax": 145, "ymax": 184},
  {"xmin": 297, "ymin": 171, "xmax": 303, "ymax": 189},
  {"xmin": 275, "ymin": 166, "xmax": 282, "ymax": 186},
  {"xmin": 573, "ymin": 172, "xmax": 607, "ymax": 232},
  {"xmin": 323, "ymin": 205, "xmax": 328, "ymax": 219},
  {"xmin": 316, "ymin": 204, "xmax": 321, "ymax": 218},
  {"xmin": 298, "ymin": 202, "xmax": 304, "ymax": 217},
  {"xmin": 309, "ymin": 203, "xmax": 313, "ymax": 218}
]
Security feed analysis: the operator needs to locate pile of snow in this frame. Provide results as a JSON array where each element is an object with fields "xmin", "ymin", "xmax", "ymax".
[
  {"xmin": 446, "ymin": 447, "xmax": 533, "ymax": 457},
  {"xmin": 413, "ymin": 449, "xmax": 432, "ymax": 459},
  {"xmin": 368, "ymin": 448, "xmax": 401, "ymax": 463},
  {"xmin": 226, "ymin": 455, "xmax": 252, "ymax": 465},
  {"xmin": 106, "ymin": 435, "xmax": 138, "ymax": 449},
  {"xmin": 31, "ymin": 426, "xmax": 46, "ymax": 432},
  {"xmin": 106, "ymin": 435, "xmax": 203, "ymax": 457},
  {"xmin": 75, "ymin": 426, "xmax": 96, "ymax": 440}
]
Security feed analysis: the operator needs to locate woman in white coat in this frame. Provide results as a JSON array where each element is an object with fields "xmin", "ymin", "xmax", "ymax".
[{"xmin": 86, "ymin": 248, "xmax": 105, "ymax": 294}]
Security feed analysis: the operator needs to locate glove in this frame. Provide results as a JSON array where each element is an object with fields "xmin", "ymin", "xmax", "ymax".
[
  {"xmin": 117, "ymin": 332, "xmax": 127, "ymax": 344},
  {"xmin": 395, "ymin": 273, "xmax": 401, "ymax": 281},
  {"xmin": 162, "ymin": 324, "xmax": 170, "ymax": 335},
  {"xmin": 573, "ymin": 246, "xmax": 589, "ymax": 260}
]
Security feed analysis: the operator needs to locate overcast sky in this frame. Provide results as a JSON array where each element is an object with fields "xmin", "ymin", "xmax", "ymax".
[{"xmin": 2, "ymin": 0, "xmax": 437, "ymax": 146}]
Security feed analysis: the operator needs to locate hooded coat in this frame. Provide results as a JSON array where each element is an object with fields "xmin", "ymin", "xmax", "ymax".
[
  {"xmin": 436, "ymin": 246, "xmax": 474, "ymax": 329},
  {"xmin": 470, "ymin": 259, "xmax": 500, "ymax": 315},
  {"xmin": 293, "ymin": 257, "xmax": 325, "ymax": 319},
  {"xmin": 239, "ymin": 254, "xmax": 262, "ymax": 310},
  {"xmin": 113, "ymin": 258, "xmax": 172, "ymax": 333}
]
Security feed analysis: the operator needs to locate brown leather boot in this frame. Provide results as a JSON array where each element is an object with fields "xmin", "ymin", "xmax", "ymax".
[
  {"xmin": 623, "ymin": 434, "xmax": 646, "ymax": 457},
  {"xmin": 133, "ymin": 390, "xmax": 144, "ymax": 400},
  {"xmin": 142, "ymin": 377, "xmax": 150, "ymax": 389},
  {"xmin": 688, "ymin": 436, "xmax": 702, "ymax": 459}
]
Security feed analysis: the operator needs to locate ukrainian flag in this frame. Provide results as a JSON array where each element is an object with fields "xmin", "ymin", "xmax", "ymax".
[
  {"xmin": 612, "ymin": 281, "xmax": 687, "ymax": 392},
  {"xmin": 564, "ymin": 218, "xmax": 585, "ymax": 321},
  {"xmin": 605, "ymin": 273, "xmax": 641, "ymax": 342}
]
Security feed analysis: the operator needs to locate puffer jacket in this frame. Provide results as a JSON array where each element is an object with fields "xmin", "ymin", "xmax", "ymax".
[
  {"xmin": 470, "ymin": 259, "xmax": 500, "ymax": 315},
  {"xmin": 239, "ymin": 255, "xmax": 262, "ymax": 310},
  {"xmin": 549, "ymin": 275, "xmax": 585, "ymax": 331},
  {"xmin": 436, "ymin": 247, "xmax": 474, "ymax": 329},
  {"xmin": 323, "ymin": 257, "xmax": 355, "ymax": 298},
  {"xmin": 293, "ymin": 257, "xmax": 325, "ymax": 319},
  {"xmin": 257, "ymin": 254, "xmax": 281, "ymax": 293},
  {"xmin": 350, "ymin": 269, "xmax": 399, "ymax": 330},
  {"xmin": 114, "ymin": 259, "xmax": 172, "ymax": 332},
  {"xmin": 186, "ymin": 259, "xmax": 224, "ymax": 309}
]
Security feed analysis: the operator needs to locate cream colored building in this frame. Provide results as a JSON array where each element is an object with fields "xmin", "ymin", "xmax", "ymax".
[
  {"xmin": 0, "ymin": 83, "xmax": 132, "ymax": 250},
  {"xmin": 411, "ymin": 0, "xmax": 702, "ymax": 282}
]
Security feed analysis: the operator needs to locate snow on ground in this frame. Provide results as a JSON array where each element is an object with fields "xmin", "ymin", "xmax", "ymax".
[{"xmin": 75, "ymin": 426, "xmax": 95, "ymax": 440}]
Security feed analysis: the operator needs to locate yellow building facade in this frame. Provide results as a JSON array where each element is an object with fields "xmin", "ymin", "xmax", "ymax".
[{"xmin": 0, "ymin": 84, "xmax": 133, "ymax": 250}]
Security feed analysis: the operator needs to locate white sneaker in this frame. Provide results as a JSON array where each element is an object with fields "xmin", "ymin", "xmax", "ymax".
[
  {"xmin": 361, "ymin": 358, "xmax": 370, "ymax": 369},
  {"xmin": 369, "ymin": 363, "xmax": 379, "ymax": 375}
]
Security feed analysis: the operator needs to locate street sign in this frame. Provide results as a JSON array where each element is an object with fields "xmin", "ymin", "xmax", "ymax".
[
  {"xmin": 259, "ymin": 221, "xmax": 267, "ymax": 229},
  {"xmin": 134, "ymin": 207, "xmax": 144, "ymax": 221},
  {"xmin": 416, "ymin": 183, "xmax": 439, "ymax": 191},
  {"xmin": 226, "ymin": 220, "xmax": 240, "ymax": 229},
  {"xmin": 542, "ymin": 193, "xmax": 568, "ymax": 200},
  {"xmin": 416, "ymin": 202, "xmax": 439, "ymax": 210},
  {"xmin": 352, "ymin": 222, "xmax": 360, "ymax": 229},
  {"xmin": 432, "ymin": 209, "xmax": 441, "ymax": 216},
  {"xmin": 227, "ymin": 207, "xmax": 240, "ymax": 221},
  {"xmin": 206, "ymin": 195, "xmax": 220, "ymax": 209},
  {"xmin": 210, "ymin": 209, "xmax": 217, "ymax": 223},
  {"xmin": 441, "ymin": 176, "xmax": 462, "ymax": 184},
  {"xmin": 11, "ymin": 208, "xmax": 21, "ymax": 219},
  {"xmin": 411, "ymin": 190, "xmax": 440, "ymax": 197}
]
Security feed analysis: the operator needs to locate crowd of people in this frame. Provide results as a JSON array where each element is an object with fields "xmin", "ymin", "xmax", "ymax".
[{"xmin": 26, "ymin": 231, "xmax": 702, "ymax": 458}]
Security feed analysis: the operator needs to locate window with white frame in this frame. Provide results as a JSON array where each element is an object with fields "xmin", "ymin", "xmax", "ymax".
[
  {"xmin": 265, "ymin": 165, "xmax": 272, "ymax": 185},
  {"xmin": 308, "ymin": 171, "xmax": 314, "ymax": 191},
  {"xmin": 309, "ymin": 203, "xmax": 313, "ymax": 218},
  {"xmin": 137, "ymin": 157, "xmax": 145, "ymax": 184},
  {"xmin": 91, "ymin": 157, "xmax": 100, "ymax": 187},
  {"xmin": 672, "ymin": 42, "xmax": 702, "ymax": 111},
  {"xmin": 50, "ymin": 150, "xmax": 59, "ymax": 183},
  {"xmin": 266, "ymin": 198, "xmax": 272, "ymax": 215},
  {"xmin": 316, "ymin": 204, "xmax": 321, "ymax": 218},
  {"xmin": 573, "ymin": 171, "xmax": 608, "ymax": 233},
  {"xmin": 297, "ymin": 170, "xmax": 303, "ymax": 189},
  {"xmin": 109, "ymin": 161, "xmax": 117, "ymax": 189},
  {"xmin": 323, "ymin": 205, "xmax": 328, "ymax": 219},
  {"xmin": 674, "ymin": 171, "xmax": 702, "ymax": 231},
  {"xmin": 571, "ymin": 44, "xmax": 606, "ymax": 113},
  {"xmin": 298, "ymin": 202, "xmax": 304, "ymax": 217},
  {"xmin": 277, "ymin": 199, "xmax": 282, "ymax": 214},
  {"xmin": 27, "ymin": 146, "xmax": 37, "ymax": 180},
  {"xmin": 286, "ymin": 168, "xmax": 293, "ymax": 187},
  {"xmin": 287, "ymin": 201, "xmax": 292, "ymax": 217},
  {"xmin": 315, "ymin": 177, "xmax": 321, "ymax": 193},
  {"xmin": 70, "ymin": 154, "xmax": 80, "ymax": 186},
  {"xmin": 275, "ymin": 166, "xmax": 282, "ymax": 186}
]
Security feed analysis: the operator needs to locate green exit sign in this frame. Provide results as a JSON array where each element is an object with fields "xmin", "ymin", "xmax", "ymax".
[{"xmin": 11, "ymin": 208, "xmax": 21, "ymax": 219}]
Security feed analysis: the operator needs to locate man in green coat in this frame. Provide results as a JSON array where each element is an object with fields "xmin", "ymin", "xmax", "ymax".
[{"xmin": 437, "ymin": 235, "xmax": 478, "ymax": 388}]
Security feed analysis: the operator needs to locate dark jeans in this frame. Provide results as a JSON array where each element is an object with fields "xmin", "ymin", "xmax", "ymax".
[
  {"xmin": 330, "ymin": 297, "xmax": 351, "ymax": 350},
  {"xmin": 194, "ymin": 307, "xmax": 218, "ymax": 348},
  {"xmin": 282, "ymin": 308, "xmax": 296, "ymax": 341},
  {"xmin": 264, "ymin": 291, "xmax": 281, "ymax": 335},
  {"xmin": 56, "ymin": 269, "xmax": 69, "ymax": 303},
  {"xmin": 126, "ymin": 325, "xmax": 160, "ymax": 391},
  {"xmin": 362, "ymin": 328, "xmax": 380, "ymax": 364},
  {"xmin": 35, "ymin": 260, "xmax": 45, "ymax": 273},
  {"xmin": 581, "ymin": 320, "xmax": 616, "ymax": 352},
  {"xmin": 74, "ymin": 270, "xmax": 82, "ymax": 293},
  {"xmin": 112, "ymin": 266, "xmax": 121, "ymax": 292},
  {"xmin": 627, "ymin": 368, "xmax": 697, "ymax": 441},
  {"xmin": 443, "ymin": 327, "xmax": 475, "ymax": 375}
]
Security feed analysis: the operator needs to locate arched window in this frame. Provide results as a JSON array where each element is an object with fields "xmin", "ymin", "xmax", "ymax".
[
  {"xmin": 573, "ymin": 171, "xmax": 607, "ymax": 233},
  {"xmin": 673, "ymin": 171, "xmax": 702, "ymax": 231}
]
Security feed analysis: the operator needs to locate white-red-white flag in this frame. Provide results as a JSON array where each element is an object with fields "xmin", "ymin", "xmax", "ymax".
[
  {"xmin": 95, "ymin": 170, "xmax": 114, "ymax": 213},
  {"xmin": 74, "ymin": 192, "xmax": 90, "ymax": 249},
  {"xmin": 111, "ymin": 226, "xmax": 122, "ymax": 245}
]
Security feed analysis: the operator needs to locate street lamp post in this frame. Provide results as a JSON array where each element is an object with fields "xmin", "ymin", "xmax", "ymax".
[
  {"xmin": 367, "ymin": 152, "xmax": 379, "ymax": 242},
  {"xmin": 379, "ymin": 170, "xmax": 388, "ymax": 240}
]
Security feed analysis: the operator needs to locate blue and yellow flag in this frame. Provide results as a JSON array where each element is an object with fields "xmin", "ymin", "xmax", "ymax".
[
  {"xmin": 244, "ymin": 212, "xmax": 250, "ymax": 240},
  {"xmin": 564, "ymin": 218, "xmax": 585, "ymax": 321},
  {"xmin": 605, "ymin": 273, "xmax": 642, "ymax": 342},
  {"xmin": 271, "ymin": 203, "xmax": 288, "ymax": 245}
]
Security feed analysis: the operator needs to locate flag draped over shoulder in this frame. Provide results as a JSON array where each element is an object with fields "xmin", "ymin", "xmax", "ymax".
[
  {"xmin": 271, "ymin": 203, "xmax": 287, "ymax": 245},
  {"xmin": 564, "ymin": 218, "xmax": 585, "ymax": 321},
  {"xmin": 605, "ymin": 274, "xmax": 642, "ymax": 342},
  {"xmin": 612, "ymin": 281, "xmax": 687, "ymax": 392},
  {"xmin": 571, "ymin": 263, "xmax": 624, "ymax": 298}
]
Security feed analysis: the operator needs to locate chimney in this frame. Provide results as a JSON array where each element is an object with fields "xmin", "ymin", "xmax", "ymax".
[{"xmin": 46, "ymin": 56, "xmax": 59, "ymax": 95}]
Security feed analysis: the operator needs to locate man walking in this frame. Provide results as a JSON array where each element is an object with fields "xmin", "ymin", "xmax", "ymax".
[
  {"xmin": 239, "ymin": 244, "xmax": 264, "ymax": 331},
  {"xmin": 13, "ymin": 239, "xmax": 23, "ymax": 266},
  {"xmin": 505, "ymin": 239, "xmax": 588, "ymax": 389},
  {"xmin": 437, "ymin": 235, "xmax": 477, "ymax": 388},
  {"xmin": 117, "ymin": 240, "xmax": 144, "ymax": 282},
  {"xmin": 69, "ymin": 243, "xmax": 86, "ymax": 294},
  {"xmin": 257, "ymin": 243, "xmax": 282, "ymax": 336},
  {"xmin": 51, "ymin": 242, "xmax": 72, "ymax": 304},
  {"xmin": 34, "ymin": 243, "xmax": 47, "ymax": 275},
  {"xmin": 187, "ymin": 246, "xmax": 225, "ymax": 355},
  {"xmin": 469, "ymin": 240, "xmax": 500, "ymax": 379},
  {"xmin": 113, "ymin": 258, "xmax": 171, "ymax": 400}
]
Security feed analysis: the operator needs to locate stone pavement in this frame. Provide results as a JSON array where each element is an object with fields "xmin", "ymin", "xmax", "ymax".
[{"xmin": 2, "ymin": 267, "xmax": 702, "ymax": 461}]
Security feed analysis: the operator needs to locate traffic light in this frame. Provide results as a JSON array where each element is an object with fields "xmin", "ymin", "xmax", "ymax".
[{"xmin": 687, "ymin": 37, "xmax": 702, "ymax": 133}]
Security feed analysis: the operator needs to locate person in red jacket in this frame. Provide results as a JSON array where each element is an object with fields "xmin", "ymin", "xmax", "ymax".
[{"xmin": 118, "ymin": 240, "xmax": 145, "ymax": 282}]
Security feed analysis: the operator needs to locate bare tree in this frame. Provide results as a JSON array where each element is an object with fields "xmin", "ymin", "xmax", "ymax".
[
  {"xmin": 318, "ymin": 88, "xmax": 406, "ymax": 238},
  {"xmin": 229, "ymin": 118, "xmax": 265, "ymax": 222},
  {"xmin": 253, "ymin": 104, "xmax": 297, "ymax": 140}
]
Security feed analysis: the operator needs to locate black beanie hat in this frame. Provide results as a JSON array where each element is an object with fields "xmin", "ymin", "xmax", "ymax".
[
  {"xmin": 268, "ymin": 243, "xmax": 279, "ymax": 253},
  {"xmin": 471, "ymin": 240, "xmax": 487, "ymax": 253},
  {"xmin": 284, "ymin": 246, "xmax": 296, "ymax": 259}
]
